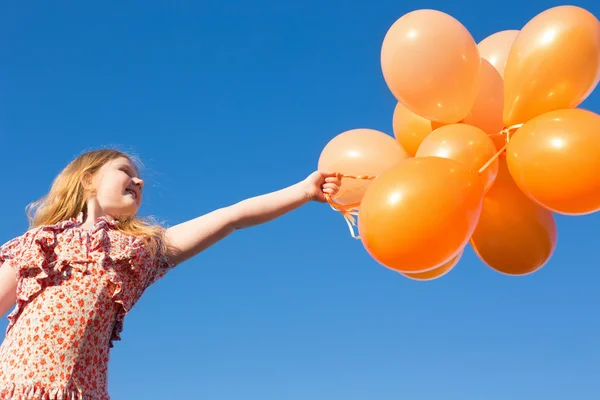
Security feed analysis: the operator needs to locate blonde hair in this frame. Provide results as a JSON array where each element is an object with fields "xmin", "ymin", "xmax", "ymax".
[{"xmin": 26, "ymin": 149, "xmax": 166, "ymax": 256}]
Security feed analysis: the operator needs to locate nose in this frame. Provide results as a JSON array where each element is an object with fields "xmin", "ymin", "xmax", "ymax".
[{"xmin": 133, "ymin": 177, "xmax": 144, "ymax": 189}]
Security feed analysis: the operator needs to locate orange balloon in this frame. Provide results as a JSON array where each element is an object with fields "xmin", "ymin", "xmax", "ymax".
[
  {"xmin": 477, "ymin": 30, "xmax": 519, "ymax": 78},
  {"xmin": 380, "ymin": 9, "xmax": 481, "ymax": 124},
  {"xmin": 503, "ymin": 5, "xmax": 600, "ymax": 127},
  {"xmin": 318, "ymin": 128, "xmax": 409, "ymax": 206},
  {"xmin": 400, "ymin": 251, "xmax": 462, "ymax": 281},
  {"xmin": 506, "ymin": 108, "xmax": 600, "ymax": 215},
  {"xmin": 463, "ymin": 59, "xmax": 505, "ymax": 135},
  {"xmin": 415, "ymin": 124, "xmax": 499, "ymax": 192},
  {"xmin": 392, "ymin": 102, "xmax": 445, "ymax": 157},
  {"xmin": 471, "ymin": 158, "xmax": 557, "ymax": 275},
  {"xmin": 358, "ymin": 156, "xmax": 484, "ymax": 273}
]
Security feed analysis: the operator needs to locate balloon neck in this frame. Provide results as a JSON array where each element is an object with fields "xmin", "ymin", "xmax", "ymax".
[
  {"xmin": 325, "ymin": 174, "xmax": 376, "ymax": 239},
  {"xmin": 504, "ymin": 124, "xmax": 524, "ymax": 135},
  {"xmin": 478, "ymin": 124, "xmax": 523, "ymax": 175}
]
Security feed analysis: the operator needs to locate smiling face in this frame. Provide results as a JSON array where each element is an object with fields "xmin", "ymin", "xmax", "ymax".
[{"xmin": 87, "ymin": 156, "xmax": 144, "ymax": 219}]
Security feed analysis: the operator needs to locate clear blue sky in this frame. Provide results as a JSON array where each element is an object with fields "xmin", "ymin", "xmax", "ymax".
[{"xmin": 1, "ymin": 0, "xmax": 599, "ymax": 399}]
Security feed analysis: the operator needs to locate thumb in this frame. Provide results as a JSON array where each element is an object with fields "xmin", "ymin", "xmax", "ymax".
[{"xmin": 319, "ymin": 171, "xmax": 342, "ymax": 179}]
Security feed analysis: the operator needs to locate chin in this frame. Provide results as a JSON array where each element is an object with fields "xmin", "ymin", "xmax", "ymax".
[
  {"xmin": 108, "ymin": 206, "xmax": 140, "ymax": 220},
  {"xmin": 123, "ymin": 207, "xmax": 140, "ymax": 218}
]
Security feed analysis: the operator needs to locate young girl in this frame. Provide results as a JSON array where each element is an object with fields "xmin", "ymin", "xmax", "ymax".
[{"xmin": 0, "ymin": 149, "xmax": 342, "ymax": 399}]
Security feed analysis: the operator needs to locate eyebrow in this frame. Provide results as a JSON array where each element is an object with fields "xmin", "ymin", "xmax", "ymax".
[{"xmin": 118, "ymin": 163, "xmax": 139, "ymax": 176}]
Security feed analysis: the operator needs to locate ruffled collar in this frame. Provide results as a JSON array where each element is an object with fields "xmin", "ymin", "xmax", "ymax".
[{"xmin": 50, "ymin": 212, "xmax": 119, "ymax": 233}]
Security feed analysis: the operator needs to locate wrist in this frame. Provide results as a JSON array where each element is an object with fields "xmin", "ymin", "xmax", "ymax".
[{"xmin": 299, "ymin": 179, "xmax": 316, "ymax": 202}]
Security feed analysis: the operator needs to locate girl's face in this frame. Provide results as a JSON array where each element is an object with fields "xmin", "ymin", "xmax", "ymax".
[{"xmin": 89, "ymin": 157, "xmax": 144, "ymax": 218}]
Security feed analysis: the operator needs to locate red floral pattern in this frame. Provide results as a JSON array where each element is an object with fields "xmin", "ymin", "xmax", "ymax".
[{"xmin": 0, "ymin": 214, "xmax": 175, "ymax": 399}]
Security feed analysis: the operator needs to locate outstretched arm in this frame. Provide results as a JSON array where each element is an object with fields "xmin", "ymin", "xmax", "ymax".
[
  {"xmin": 164, "ymin": 171, "xmax": 341, "ymax": 265},
  {"xmin": 0, "ymin": 262, "xmax": 16, "ymax": 318}
]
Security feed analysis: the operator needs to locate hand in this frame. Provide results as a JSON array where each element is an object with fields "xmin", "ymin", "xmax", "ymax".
[{"xmin": 302, "ymin": 171, "xmax": 342, "ymax": 203}]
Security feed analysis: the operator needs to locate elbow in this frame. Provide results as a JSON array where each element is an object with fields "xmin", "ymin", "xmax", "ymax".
[{"xmin": 227, "ymin": 201, "xmax": 257, "ymax": 231}]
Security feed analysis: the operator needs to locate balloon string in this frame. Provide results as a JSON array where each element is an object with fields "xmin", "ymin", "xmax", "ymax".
[
  {"xmin": 503, "ymin": 123, "xmax": 524, "ymax": 141},
  {"xmin": 478, "ymin": 124, "xmax": 524, "ymax": 174},
  {"xmin": 325, "ymin": 175, "xmax": 376, "ymax": 240},
  {"xmin": 326, "ymin": 124, "xmax": 525, "ymax": 237},
  {"xmin": 478, "ymin": 142, "xmax": 508, "ymax": 174}
]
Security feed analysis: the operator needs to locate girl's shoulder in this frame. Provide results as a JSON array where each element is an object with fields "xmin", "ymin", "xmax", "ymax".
[
  {"xmin": 0, "ymin": 213, "xmax": 146, "ymax": 260},
  {"xmin": 0, "ymin": 224, "xmax": 46, "ymax": 260},
  {"xmin": 1, "ymin": 212, "xmax": 174, "ymax": 283}
]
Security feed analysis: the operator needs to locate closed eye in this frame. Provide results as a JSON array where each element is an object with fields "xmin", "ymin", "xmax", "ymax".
[{"xmin": 120, "ymin": 167, "xmax": 137, "ymax": 178}]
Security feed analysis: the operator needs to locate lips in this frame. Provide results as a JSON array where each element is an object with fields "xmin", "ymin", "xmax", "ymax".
[{"xmin": 126, "ymin": 188, "xmax": 138, "ymax": 201}]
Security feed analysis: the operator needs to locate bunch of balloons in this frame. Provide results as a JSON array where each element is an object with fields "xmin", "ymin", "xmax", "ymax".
[{"xmin": 318, "ymin": 5, "xmax": 600, "ymax": 280}]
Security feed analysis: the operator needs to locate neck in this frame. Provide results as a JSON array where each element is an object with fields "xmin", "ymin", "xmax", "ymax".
[{"xmin": 81, "ymin": 198, "xmax": 114, "ymax": 230}]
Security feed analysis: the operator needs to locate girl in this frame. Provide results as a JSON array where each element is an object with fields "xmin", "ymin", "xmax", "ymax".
[{"xmin": 0, "ymin": 149, "xmax": 342, "ymax": 399}]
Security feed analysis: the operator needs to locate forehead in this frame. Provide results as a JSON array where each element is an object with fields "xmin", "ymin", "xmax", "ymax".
[{"xmin": 104, "ymin": 157, "xmax": 140, "ymax": 175}]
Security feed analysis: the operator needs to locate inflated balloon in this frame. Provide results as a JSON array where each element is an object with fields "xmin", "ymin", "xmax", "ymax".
[
  {"xmin": 415, "ymin": 124, "xmax": 499, "ymax": 192},
  {"xmin": 503, "ymin": 5, "xmax": 600, "ymax": 127},
  {"xmin": 477, "ymin": 30, "xmax": 519, "ymax": 78},
  {"xmin": 400, "ymin": 251, "xmax": 463, "ymax": 281},
  {"xmin": 381, "ymin": 9, "xmax": 481, "ymax": 124},
  {"xmin": 465, "ymin": 29, "xmax": 519, "ymax": 134},
  {"xmin": 392, "ymin": 102, "xmax": 445, "ymax": 156},
  {"xmin": 506, "ymin": 108, "xmax": 600, "ymax": 215},
  {"xmin": 471, "ymin": 159, "xmax": 557, "ymax": 275},
  {"xmin": 463, "ymin": 59, "xmax": 504, "ymax": 135},
  {"xmin": 318, "ymin": 128, "xmax": 408, "ymax": 206},
  {"xmin": 358, "ymin": 157, "xmax": 484, "ymax": 273}
]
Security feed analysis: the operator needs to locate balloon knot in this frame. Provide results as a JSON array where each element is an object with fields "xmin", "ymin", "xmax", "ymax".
[{"xmin": 325, "ymin": 174, "xmax": 377, "ymax": 239}]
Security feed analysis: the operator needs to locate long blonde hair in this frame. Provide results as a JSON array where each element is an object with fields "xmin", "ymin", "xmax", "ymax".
[{"xmin": 26, "ymin": 149, "xmax": 166, "ymax": 256}]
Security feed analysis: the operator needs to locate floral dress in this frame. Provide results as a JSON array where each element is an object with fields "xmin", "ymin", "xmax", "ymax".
[{"xmin": 0, "ymin": 214, "xmax": 175, "ymax": 399}]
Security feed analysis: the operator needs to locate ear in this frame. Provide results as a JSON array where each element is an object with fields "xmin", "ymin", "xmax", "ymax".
[{"xmin": 81, "ymin": 172, "xmax": 94, "ymax": 190}]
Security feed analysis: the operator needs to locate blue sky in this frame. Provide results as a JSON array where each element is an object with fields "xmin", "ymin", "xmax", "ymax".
[{"xmin": 1, "ymin": 0, "xmax": 599, "ymax": 399}]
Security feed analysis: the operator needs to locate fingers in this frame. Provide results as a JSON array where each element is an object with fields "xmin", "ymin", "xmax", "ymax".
[
  {"xmin": 324, "ymin": 175, "xmax": 342, "ymax": 185},
  {"xmin": 321, "ymin": 182, "xmax": 338, "ymax": 193},
  {"xmin": 312, "ymin": 171, "xmax": 343, "ymax": 201},
  {"xmin": 320, "ymin": 171, "xmax": 343, "ymax": 179}
]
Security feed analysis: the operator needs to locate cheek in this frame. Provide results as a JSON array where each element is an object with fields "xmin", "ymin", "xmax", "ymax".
[{"xmin": 97, "ymin": 177, "xmax": 126, "ymax": 201}]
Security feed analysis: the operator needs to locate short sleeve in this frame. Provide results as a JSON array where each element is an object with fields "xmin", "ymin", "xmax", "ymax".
[
  {"xmin": 142, "ymin": 233, "xmax": 176, "ymax": 289},
  {"xmin": 148, "ymin": 250, "xmax": 176, "ymax": 288},
  {"xmin": 0, "ymin": 235, "xmax": 25, "ymax": 267}
]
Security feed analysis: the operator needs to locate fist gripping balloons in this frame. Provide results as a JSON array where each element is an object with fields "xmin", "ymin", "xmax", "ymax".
[{"xmin": 318, "ymin": 129, "xmax": 409, "ymax": 206}]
